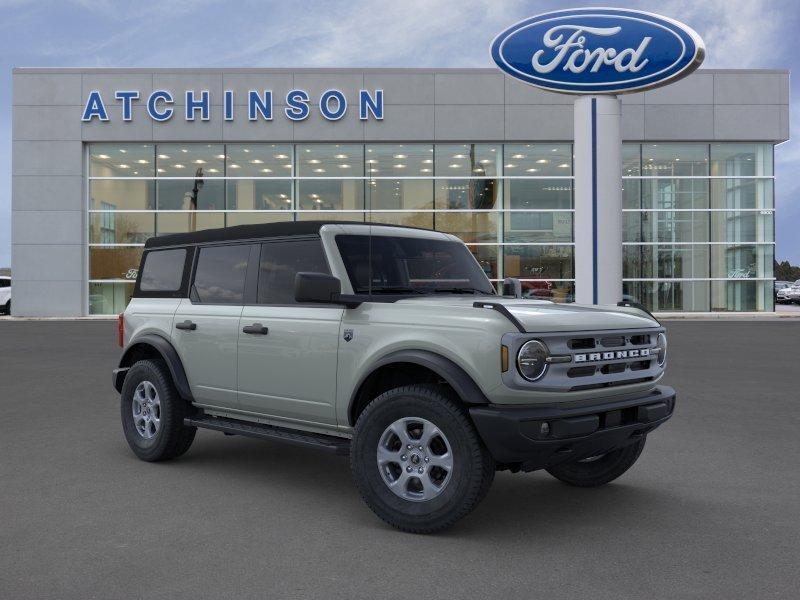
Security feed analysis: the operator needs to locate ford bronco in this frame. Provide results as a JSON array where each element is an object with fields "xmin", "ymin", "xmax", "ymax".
[{"xmin": 113, "ymin": 221, "xmax": 674, "ymax": 533}]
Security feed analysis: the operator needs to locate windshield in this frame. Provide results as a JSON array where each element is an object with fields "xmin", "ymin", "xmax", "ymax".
[{"xmin": 335, "ymin": 234, "xmax": 495, "ymax": 295}]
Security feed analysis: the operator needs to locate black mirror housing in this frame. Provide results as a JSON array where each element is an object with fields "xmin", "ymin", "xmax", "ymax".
[{"xmin": 295, "ymin": 272, "xmax": 342, "ymax": 304}]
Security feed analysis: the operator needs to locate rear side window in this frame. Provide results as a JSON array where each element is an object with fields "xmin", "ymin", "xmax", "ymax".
[
  {"xmin": 258, "ymin": 239, "xmax": 329, "ymax": 304},
  {"xmin": 193, "ymin": 245, "xmax": 250, "ymax": 304},
  {"xmin": 140, "ymin": 249, "xmax": 187, "ymax": 292}
]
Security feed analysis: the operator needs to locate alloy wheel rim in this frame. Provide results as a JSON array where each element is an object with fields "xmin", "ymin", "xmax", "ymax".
[
  {"xmin": 377, "ymin": 417, "xmax": 453, "ymax": 502},
  {"xmin": 132, "ymin": 381, "xmax": 161, "ymax": 440}
]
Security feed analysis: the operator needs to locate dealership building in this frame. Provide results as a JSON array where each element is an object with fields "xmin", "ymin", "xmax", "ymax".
[{"xmin": 10, "ymin": 67, "xmax": 789, "ymax": 316}]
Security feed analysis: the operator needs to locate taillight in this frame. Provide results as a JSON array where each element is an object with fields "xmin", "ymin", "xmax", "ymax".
[{"xmin": 118, "ymin": 313, "xmax": 125, "ymax": 348}]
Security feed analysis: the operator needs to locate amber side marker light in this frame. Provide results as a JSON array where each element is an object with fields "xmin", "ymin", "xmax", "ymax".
[{"xmin": 501, "ymin": 345, "xmax": 509, "ymax": 372}]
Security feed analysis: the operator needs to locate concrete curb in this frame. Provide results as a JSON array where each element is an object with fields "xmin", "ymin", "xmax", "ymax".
[{"xmin": 656, "ymin": 312, "xmax": 800, "ymax": 320}]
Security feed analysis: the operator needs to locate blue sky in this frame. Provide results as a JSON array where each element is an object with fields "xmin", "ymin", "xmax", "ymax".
[{"xmin": 1, "ymin": 0, "xmax": 799, "ymax": 267}]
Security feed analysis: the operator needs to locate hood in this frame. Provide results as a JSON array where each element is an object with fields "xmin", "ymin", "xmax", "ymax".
[{"xmin": 395, "ymin": 296, "xmax": 658, "ymax": 332}]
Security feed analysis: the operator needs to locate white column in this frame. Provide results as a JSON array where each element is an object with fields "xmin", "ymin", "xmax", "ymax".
[{"xmin": 573, "ymin": 95, "xmax": 623, "ymax": 305}]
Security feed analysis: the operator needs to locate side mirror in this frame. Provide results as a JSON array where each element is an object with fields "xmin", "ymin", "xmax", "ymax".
[
  {"xmin": 295, "ymin": 272, "xmax": 342, "ymax": 303},
  {"xmin": 502, "ymin": 277, "xmax": 523, "ymax": 298}
]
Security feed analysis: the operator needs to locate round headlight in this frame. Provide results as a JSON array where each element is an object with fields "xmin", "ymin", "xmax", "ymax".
[
  {"xmin": 517, "ymin": 340, "xmax": 549, "ymax": 381},
  {"xmin": 656, "ymin": 332, "xmax": 667, "ymax": 367}
]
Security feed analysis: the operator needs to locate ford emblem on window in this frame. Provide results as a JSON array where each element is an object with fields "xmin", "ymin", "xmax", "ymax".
[{"xmin": 491, "ymin": 8, "xmax": 705, "ymax": 94}]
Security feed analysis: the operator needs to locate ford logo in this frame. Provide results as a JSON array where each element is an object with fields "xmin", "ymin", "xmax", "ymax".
[{"xmin": 491, "ymin": 8, "xmax": 705, "ymax": 94}]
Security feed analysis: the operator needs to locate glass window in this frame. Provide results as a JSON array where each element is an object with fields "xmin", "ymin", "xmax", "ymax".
[
  {"xmin": 367, "ymin": 178, "xmax": 433, "ymax": 211},
  {"xmin": 505, "ymin": 179, "xmax": 572, "ymax": 210},
  {"xmin": 710, "ymin": 244, "xmax": 773, "ymax": 279},
  {"xmin": 90, "ymin": 247, "xmax": 145, "ymax": 281},
  {"xmin": 634, "ymin": 210, "xmax": 709, "ymax": 244},
  {"xmin": 156, "ymin": 212, "xmax": 225, "ymax": 235},
  {"xmin": 711, "ymin": 210, "xmax": 774, "ymax": 244},
  {"xmin": 503, "ymin": 245, "xmax": 574, "ymax": 279},
  {"xmin": 711, "ymin": 280, "xmax": 773, "ymax": 312},
  {"xmin": 710, "ymin": 143, "xmax": 773, "ymax": 177},
  {"xmin": 193, "ymin": 245, "xmax": 250, "ymax": 304},
  {"xmin": 434, "ymin": 179, "xmax": 498, "ymax": 210},
  {"xmin": 297, "ymin": 144, "xmax": 364, "ymax": 177},
  {"xmin": 139, "ymin": 249, "xmax": 186, "ymax": 291},
  {"xmin": 225, "ymin": 144, "xmax": 293, "ymax": 177},
  {"xmin": 156, "ymin": 144, "xmax": 225, "ymax": 177},
  {"xmin": 227, "ymin": 179, "xmax": 292, "ymax": 210},
  {"xmin": 157, "ymin": 179, "xmax": 224, "ymax": 210},
  {"xmin": 503, "ymin": 144, "xmax": 572, "ymax": 176},
  {"xmin": 335, "ymin": 235, "xmax": 495, "ymax": 295},
  {"xmin": 623, "ymin": 281, "xmax": 710, "ymax": 312},
  {"xmin": 90, "ymin": 180, "xmax": 155, "ymax": 211},
  {"xmin": 623, "ymin": 245, "xmax": 710, "ymax": 279},
  {"xmin": 89, "ymin": 282, "xmax": 134, "ymax": 315},
  {"xmin": 435, "ymin": 144, "xmax": 502, "ymax": 177},
  {"xmin": 258, "ymin": 239, "xmax": 330, "ymax": 305},
  {"xmin": 90, "ymin": 212, "xmax": 154, "ymax": 244},
  {"xmin": 90, "ymin": 144, "xmax": 154, "ymax": 177},
  {"xmin": 297, "ymin": 179, "xmax": 364, "ymax": 211},
  {"xmin": 711, "ymin": 179, "xmax": 773, "ymax": 210},
  {"xmin": 434, "ymin": 211, "xmax": 499, "ymax": 244},
  {"xmin": 622, "ymin": 144, "xmax": 641, "ymax": 177},
  {"xmin": 641, "ymin": 178, "xmax": 708, "ymax": 210},
  {"xmin": 226, "ymin": 212, "xmax": 293, "ymax": 227},
  {"xmin": 641, "ymin": 143, "xmax": 708, "ymax": 176},
  {"xmin": 504, "ymin": 211, "xmax": 573, "ymax": 244},
  {"xmin": 366, "ymin": 144, "xmax": 433, "ymax": 177},
  {"xmin": 367, "ymin": 211, "xmax": 433, "ymax": 230},
  {"xmin": 622, "ymin": 179, "xmax": 641, "ymax": 210}
]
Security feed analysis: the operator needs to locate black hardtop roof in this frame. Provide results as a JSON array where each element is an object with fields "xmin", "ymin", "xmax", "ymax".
[{"xmin": 143, "ymin": 220, "xmax": 434, "ymax": 249}]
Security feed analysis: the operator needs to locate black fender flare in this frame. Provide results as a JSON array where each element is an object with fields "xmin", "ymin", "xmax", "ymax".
[
  {"xmin": 349, "ymin": 349, "xmax": 489, "ymax": 424},
  {"xmin": 115, "ymin": 334, "xmax": 193, "ymax": 401}
]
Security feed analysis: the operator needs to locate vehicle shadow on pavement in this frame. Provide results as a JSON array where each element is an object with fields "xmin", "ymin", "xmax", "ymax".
[{"xmin": 146, "ymin": 430, "xmax": 682, "ymax": 538}]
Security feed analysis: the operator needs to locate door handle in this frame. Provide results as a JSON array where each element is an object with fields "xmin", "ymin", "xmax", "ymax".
[
  {"xmin": 242, "ymin": 323, "xmax": 269, "ymax": 335},
  {"xmin": 175, "ymin": 320, "xmax": 197, "ymax": 331}
]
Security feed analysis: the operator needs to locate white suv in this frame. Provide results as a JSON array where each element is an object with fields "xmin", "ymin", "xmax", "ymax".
[{"xmin": 0, "ymin": 276, "xmax": 10, "ymax": 314}]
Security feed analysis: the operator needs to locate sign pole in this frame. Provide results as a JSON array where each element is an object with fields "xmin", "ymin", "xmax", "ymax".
[{"xmin": 573, "ymin": 95, "xmax": 623, "ymax": 305}]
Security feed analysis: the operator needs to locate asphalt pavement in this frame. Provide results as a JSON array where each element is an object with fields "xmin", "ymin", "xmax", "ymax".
[{"xmin": 0, "ymin": 320, "xmax": 798, "ymax": 599}]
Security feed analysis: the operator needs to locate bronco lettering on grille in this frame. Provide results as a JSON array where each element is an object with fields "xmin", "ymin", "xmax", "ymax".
[{"xmin": 574, "ymin": 348, "xmax": 651, "ymax": 363}]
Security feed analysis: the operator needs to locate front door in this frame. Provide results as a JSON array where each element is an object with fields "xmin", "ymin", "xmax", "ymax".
[
  {"xmin": 237, "ymin": 237, "xmax": 343, "ymax": 425},
  {"xmin": 172, "ymin": 243, "xmax": 253, "ymax": 410}
]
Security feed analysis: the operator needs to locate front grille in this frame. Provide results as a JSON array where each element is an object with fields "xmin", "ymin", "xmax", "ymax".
[{"xmin": 502, "ymin": 327, "xmax": 665, "ymax": 392}]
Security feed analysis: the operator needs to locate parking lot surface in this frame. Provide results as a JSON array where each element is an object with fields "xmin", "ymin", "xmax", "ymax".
[{"xmin": 1, "ymin": 320, "xmax": 798, "ymax": 599}]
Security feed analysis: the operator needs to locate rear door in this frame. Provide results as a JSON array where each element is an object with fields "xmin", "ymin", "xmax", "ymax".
[
  {"xmin": 237, "ymin": 237, "xmax": 343, "ymax": 425},
  {"xmin": 172, "ymin": 243, "xmax": 255, "ymax": 410}
]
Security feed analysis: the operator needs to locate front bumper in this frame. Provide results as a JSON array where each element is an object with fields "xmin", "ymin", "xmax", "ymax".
[{"xmin": 469, "ymin": 385, "xmax": 675, "ymax": 472}]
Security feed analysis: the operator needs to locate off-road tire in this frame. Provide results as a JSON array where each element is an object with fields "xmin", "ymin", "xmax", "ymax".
[
  {"xmin": 121, "ymin": 359, "xmax": 196, "ymax": 462},
  {"xmin": 545, "ymin": 437, "xmax": 646, "ymax": 487},
  {"xmin": 350, "ymin": 384, "xmax": 494, "ymax": 534}
]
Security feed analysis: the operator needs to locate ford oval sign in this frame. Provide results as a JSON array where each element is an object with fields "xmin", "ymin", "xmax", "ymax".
[{"xmin": 491, "ymin": 8, "xmax": 705, "ymax": 94}]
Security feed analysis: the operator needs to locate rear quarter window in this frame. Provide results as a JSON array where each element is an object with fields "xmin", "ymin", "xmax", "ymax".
[{"xmin": 139, "ymin": 249, "xmax": 187, "ymax": 292}]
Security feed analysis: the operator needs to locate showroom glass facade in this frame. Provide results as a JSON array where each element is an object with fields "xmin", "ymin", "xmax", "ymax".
[{"xmin": 88, "ymin": 141, "xmax": 773, "ymax": 314}]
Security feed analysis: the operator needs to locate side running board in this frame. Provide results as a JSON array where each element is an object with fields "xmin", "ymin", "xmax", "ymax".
[
  {"xmin": 184, "ymin": 415, "xmax": 351, "ymax": 455},
  {"xmin": 473, "ymin": 301, "xmax": 526, "ymax": 333}
]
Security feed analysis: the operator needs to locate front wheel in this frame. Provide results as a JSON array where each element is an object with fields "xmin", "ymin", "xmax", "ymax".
[
  {"xmin": 350, "ymin": 385, "xmax": 494, "ymax": 534},
  {"xmin": 545, "ymin": 437, "xmax": 646, "ymax": 487}
]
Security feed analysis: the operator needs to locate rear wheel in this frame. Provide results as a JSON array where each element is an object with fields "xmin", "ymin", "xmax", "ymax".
[
  {"xmin": 545, "ymin": 437, "xmax": 646, "ymax": 487},
  {"xmin": 120, "ymin": 359, "xmax": 196, "ymax": 462},
  {"xmin": 350, "ymin": 385, "xmax": 494, "ymax": 534},
  {"xmin": 3, "ymin": 300, "xmax": 9, "ymax": 315}
]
